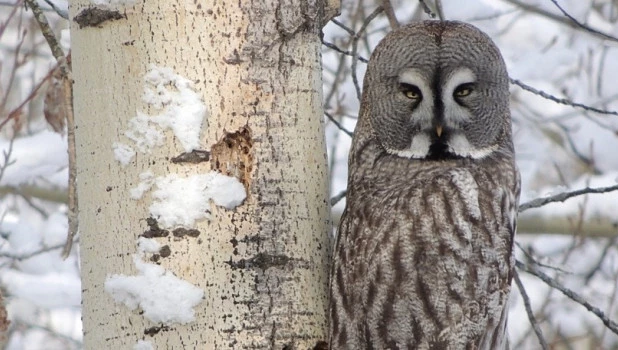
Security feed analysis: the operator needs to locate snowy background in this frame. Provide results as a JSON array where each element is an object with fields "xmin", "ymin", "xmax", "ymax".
[{"xmin": 1, "ymin": 0, "xmax": 618, "ymax": 349}]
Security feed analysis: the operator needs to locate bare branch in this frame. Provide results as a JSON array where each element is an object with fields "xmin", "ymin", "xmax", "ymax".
[
  {"xmin": 0, "ymin": 242, "xmax": 65, "ymax": 260},
  {"xmin": 330, "ymin": 190, "xmax": 347, "ymax": 206},
  {"xmin": 504, "ymin": 0, "xmax": 618, "ymax": 43},
  {"xmin": 434, "ymin": 0, "xmax": 445, "ymax": 20},
  {"xmin": 24, "ymin": 0, "xmax": 71, "ymax": 78},
  {"xmin": 0, "ymin": 3, "xmax": 25, "ymax": 114},
  {"xmin": 519, "ymin": 183, "xmax": 618, "ymax": 212},
  {"xmin": 516, "ymin": 259, "xmax": 618, "ymax": 335},
  {"xmin": 321, "ymin": 39, "xmax": 369, "ymax": 63},
  {"xmin": 62, "ymin": 62, "xmax": 77, "ymax": 258},
  {"xmin": 515, "ymin": 242, "xmax": 573, "ymax": 274},
  {"xmin": 514, "ymin": 270, "xmax": 549, "ymax": 350},
  {"xmin": 41, "ymin": 0, "xmax": 68, "ymax": 19},
  {"xmin": 23, "ymin": 0, "xmax": 77, "ymax": 257},
  {"xmin": 549, "ymin": 0, "xmax": 618, "ymax": 43},
  {"xmin": 0, "ymin": 0, "xmax": 22, "ymax": 38},
  {"xmin": 0, "ymin": 63, "xmax": 58, "ymax": 131},
  {"xmin": 418, "ymin": 0, "xmax": 437, "ymax": 18},
  {"xmin": 351, "ymin": 7, "xmax": 384, "ymax": 99},
  {"xmin": 584, "ymin": 237, "xmax": 618, "ymax": 283},
  {"xmin": 380, "ymin": 0, "xmax": 400, "ymax": 29},
  {"xmin": 0, "ymin": 137, "xmax": 15, "ymax": 182},
  {"xmin": 511, "ymin": 78, "xmax": 618, "ymax": 117},
  {"xmin": 330, "ymin": 19, "xmax": 355, "ymax": 36},
  {"xmin": 325, "ymin": 112, "xmax": 353, "ymax": 137}
]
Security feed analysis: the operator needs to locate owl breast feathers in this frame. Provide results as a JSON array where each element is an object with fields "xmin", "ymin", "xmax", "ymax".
[{"xmin": 329, "ymin": 21, "xmax": 520, "ymax": 350}]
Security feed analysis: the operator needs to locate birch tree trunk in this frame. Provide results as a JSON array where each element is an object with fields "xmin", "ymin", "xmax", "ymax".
[{"xmin": 70, "ymin": 0, "xmax": 336, "ymax": 348}]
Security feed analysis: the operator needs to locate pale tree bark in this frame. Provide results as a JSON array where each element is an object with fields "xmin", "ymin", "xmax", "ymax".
[{"xmin": 70, "ymin": 0, "xmax": 338, "ymax": 348}]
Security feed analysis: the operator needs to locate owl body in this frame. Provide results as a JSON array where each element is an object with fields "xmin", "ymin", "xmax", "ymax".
[{"xmin": 330, "ymin": 21, "xmax": 520, "ymax": 349}]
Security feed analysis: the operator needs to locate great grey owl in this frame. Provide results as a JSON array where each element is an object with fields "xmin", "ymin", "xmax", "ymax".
[{"xmin": 329, "ymin": 21, "xmax": 520, "ymax": 349}]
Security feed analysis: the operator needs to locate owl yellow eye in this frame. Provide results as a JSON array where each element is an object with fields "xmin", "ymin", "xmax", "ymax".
[
  {"xmin": 454, "ymin": 84, "xmax": 474, "ymax": 98},
  {"xmin": 399, "ymin": 83, "xmax": 422, "ymax": 100}
]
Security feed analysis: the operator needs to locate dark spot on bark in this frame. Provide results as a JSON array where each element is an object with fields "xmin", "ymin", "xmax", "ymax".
[
  {"xmin": 170, "ymin": 150, "xmax": 210, "ymax": 164},
  {"xmin": 144, "ymin": 325, "xmax": 168, "ymax": 336},
  {"xmin": 225, "ymin": 253, "xmax": 306, "ymax": 271},
  {"xmin": 141, "ymin": 217, "xmax": 169, "ymax": 238},
  {"xmin": 159, "ymin": 245, "xmax": 171, "ymax": 258},
  {"xmin": 73, "ymin": 7, "xmax": 126, "ymax": 29},
  {"xmin": 223, "ymin": 49, "xmax": 242, "ymax": 65},
  {"xmin": 172, "ymin": 227, "xmax": 200, "ymax": 238},
  {"xmin": 105, "ymin": 186, "xmax": 112, "ymax": 192},
  {"xmin": 150, "ymin": 254, "xmax": 160, "ymax": 263}
]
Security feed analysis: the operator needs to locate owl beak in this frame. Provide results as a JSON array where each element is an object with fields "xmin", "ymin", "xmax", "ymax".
[{"xmin": 435, "ymin": 125, "xmax": 443, "ymax": 137}]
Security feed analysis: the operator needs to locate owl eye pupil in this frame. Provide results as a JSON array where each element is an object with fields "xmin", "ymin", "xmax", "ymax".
[
  {"xmin": 454, "ymin": 83, "xmax": 474, "ymax": 98},
  {"xmin": 400, "ymin": 83, "xmax": 422, "ymax": 100}
]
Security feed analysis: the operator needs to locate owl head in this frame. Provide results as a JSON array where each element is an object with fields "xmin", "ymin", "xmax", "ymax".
[{"xmin": 357, "ymin": 21, "xmax": 512, "ymax": 161}]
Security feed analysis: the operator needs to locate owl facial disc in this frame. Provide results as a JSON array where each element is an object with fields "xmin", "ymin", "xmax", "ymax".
[{"xmin": 384, "ymin": 67, "xmax": 498, "ymax": 160}]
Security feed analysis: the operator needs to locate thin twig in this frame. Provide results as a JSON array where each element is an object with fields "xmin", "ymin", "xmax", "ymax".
[
  {"xmin": 330, "ymin": 190, "xmax": 347, "ymax": 207},
  {"xmin": 511, "ymin": 78, "xmax": 618, "ymax": 117},
  {"xmin": 41, "ymin": 0, "xmax": 68, "ymax": 19},
  {"xmin": 514, "ymin": 270, "xmax": 549, "ymax": 350},
  {"xmin": 516, "ymin": 259, "xmax": 618, "ymax": 335},
  {"xmin": 0, "ymin": 137, "xmax": 16, "ymax": 182},
  {"xmin": 554, "ymin": 122, "xmax": 601, "ymax": 174},
  {"xmin": 0, "ymin": 13, "xmax": 26, "ymax": 112},
  {"xmin": 0, "ymin": 63, "xmax": 58, "ymax": 131},
  {"xmin": 504, "ymin": 0, "xmax": 618, "ymax": 43},
  {"xmin": 325, "ymin": 112, "xmax": 353, "ymax": 137},
  {"xmin": 434, "ymin": 0, "xmax": 445, "ymax": 20},
  {"xmin": 518, "ymin": 183, "xmax": 618, "ymax": 212},
  {"xmin": 549, "ymin": 0, "xmax": 618, "ymax": 43},
  {"xmin": 351, "ymin": 7, "xmax": 384, "ymax": 99},
  {"xmin": 17, "ymin": 193, "xmax": 49, "ymax": 218},
  {"xmin": 584, "ymin": 236, "xmax": 618, "ymax": 283},
  {"xmin": 321, "ymin": 39, "xmax": 369, "ymax": 63},
  {"xmin": 24, "ymin": 0, "xmax": 71, "ymax": 79},
  {"xmin": 0, "ymin": 242, "xmax": 65, "ymax": 260},
  {"xmin": 381, "ymin": 0, "xmax": 400, "ymax": 29},
  {"xmin": 63, "ymin": 65, "xmax": 77, "ymax": 258},
  {"xmin": 24, "ymin": 0, "xmax": 77, "ymax": 257},
  {"xmin": 0, "ymin": 0, "xmax": 22, "ymax": 38},
  {"xmin": 330, "ymin": 19, "xmax": 355, "ymax": 36},
  {"xmin": 515, "ymin": 241, "xmax": 572, "ymax": 275},
  {"xmin": 418, "ymin": 0, "xmax": 437, "ymax": 18}
]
